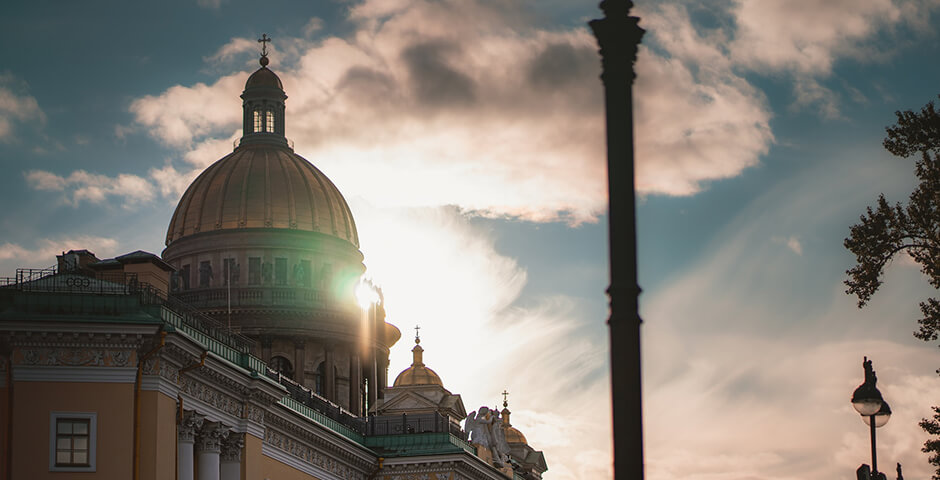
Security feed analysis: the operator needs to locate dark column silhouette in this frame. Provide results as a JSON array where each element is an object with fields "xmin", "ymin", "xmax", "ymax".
[{"xmin": 589, "ymin": 1, "xmax": 644, "ymax": 479}]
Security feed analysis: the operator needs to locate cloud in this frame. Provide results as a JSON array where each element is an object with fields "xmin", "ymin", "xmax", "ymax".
[
  {"xmin": 303, "ymin": 17, "xmax": 324, "ymax": 38},
  {"xmin": 728, "ymin": 0, "xmax": 901, "ymax": 75},
  {"xmin": 0, "ymin": 74, "xmax": 45, "ymax": 142},
  {"xmin": 129, "ymin": 74, "xmax": 243, "ymax": 148},
  {"xmin": 204, "ymin": 37, "xmax": 258, "ymax": 67},
  {"xmin": 25, "ymin": 169, "xmax": 155, "ymax": 206},
  {"xmin": 635, "ymin": 5, "xmax": 774, "ymax": 195},
  {"xmin": 0, "ymin": 235, "xmax": 120, "ymax": 276},
  {"xmin": 351, "ymin": 201, "xmax": 610, "ymax": 480}
]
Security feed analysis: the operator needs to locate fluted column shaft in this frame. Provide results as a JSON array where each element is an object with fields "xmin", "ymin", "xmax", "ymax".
[
  {"xmin": 220, "ymin": 433, "xmax": 244, "ymax": 480},
  {"xmin": 196, "ymin": 422, "xmax": 228, "ymax": 480},
  {"xmin": 178, "ymin": 411, "xmax": 204, "ymax": 480}
]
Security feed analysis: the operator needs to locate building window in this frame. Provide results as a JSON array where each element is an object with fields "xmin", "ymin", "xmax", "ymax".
[
  {"xmin": 265, "ymin": 110, "xmax": 275, "ymax": 133},
  {"xmin": 275, "ymin": 257, "xmax": 287, "ymax": 286},
  {"xmin": 199, "ymin": 261, "xmax": 212, "ymax": 287},
  {"xmin": 248, "ymin": 257, "xmax": 261, "ymax": 285},
  {"xmin": 50, "ymin": 412, "xmax": 96, "ymax": 472},
  {"xmin": 253, "ymin": 110, "xmax": 261, "ymax": 133},
  {"xmin": 270, "ymin": 355, "xmax": 293, "ymax": 378}
]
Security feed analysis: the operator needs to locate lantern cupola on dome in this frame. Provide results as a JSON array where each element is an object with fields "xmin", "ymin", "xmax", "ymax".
[{"xmin": 240, "ymin": 33, "xmax": 288, "ymax": 148}]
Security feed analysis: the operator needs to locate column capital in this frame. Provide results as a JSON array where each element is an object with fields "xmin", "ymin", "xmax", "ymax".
[
  {"xmin": 589, "ymin": 0, "xmax": 644, "ymax": 84},
  {"xmin": 195, "ymin": 421, "xmax": 229, "ymax": 454},
  {"xmin": 220, "ymin": 432, "xmax": 245, "ymax": 462},
  {"xmin": 178, "ymin": 410, "xmax": 205, "ymax": 443}
]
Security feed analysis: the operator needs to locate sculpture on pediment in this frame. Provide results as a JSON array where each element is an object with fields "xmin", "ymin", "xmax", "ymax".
[{"xmin": 465, "ymin": 406, "xmax": 510, "ymax": 466}]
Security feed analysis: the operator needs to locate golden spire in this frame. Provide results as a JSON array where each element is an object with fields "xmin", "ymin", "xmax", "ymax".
[
  {"xmin": 411, "ymin": 325, "xmax": 424, "ymax": 366},
  {"xmin": 501, "ymin": 389, "xmax": 511, "ymax": 425}
]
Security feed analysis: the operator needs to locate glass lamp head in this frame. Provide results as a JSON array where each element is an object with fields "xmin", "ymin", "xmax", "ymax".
[
  {"xmin": 862, "ymin": 400, "xmax": 892, "ymax": 428},
  {"xmin": 852, "ymin": 382, "xmax": 884, "ymax": 416}
]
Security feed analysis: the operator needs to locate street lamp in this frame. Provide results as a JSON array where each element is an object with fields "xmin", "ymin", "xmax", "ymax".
[{"xmin": 851, "ymin": 356, "xmax": 890, "ymax": 477}]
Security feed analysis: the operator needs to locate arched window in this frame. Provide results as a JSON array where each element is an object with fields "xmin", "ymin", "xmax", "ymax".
[
  {"xmin": 253, "ymin": 110, "xmax": 262, "ymax": 133},
  {"xmin": 265, "ymin": 110, "xmax": 275, "ymax": 133},
  {"xmin": 270, "ymin": 355, "xmax": 293, "ymax": 379}
]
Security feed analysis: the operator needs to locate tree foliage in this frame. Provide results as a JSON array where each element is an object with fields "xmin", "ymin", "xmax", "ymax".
[{"xmin": 845, "ymin": 97, "xmax": 940, "ymax": 477}]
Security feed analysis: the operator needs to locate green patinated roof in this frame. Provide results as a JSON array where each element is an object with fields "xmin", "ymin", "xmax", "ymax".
[{"xmin": 364, "ymin": 432, "xmax": 476, "ymax": 457}]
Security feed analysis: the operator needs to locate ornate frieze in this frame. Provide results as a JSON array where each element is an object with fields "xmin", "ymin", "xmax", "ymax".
[
  {"xmin": 15, "ymin": 347, "xmax": 135, "ymax": 367},
  {"xmin": 179, "ymin": 375, "xmax": 245, "ymax": 419},
  {"xmin": 264, "ymin": 428, "xmax": 366, "ymax": 480}
]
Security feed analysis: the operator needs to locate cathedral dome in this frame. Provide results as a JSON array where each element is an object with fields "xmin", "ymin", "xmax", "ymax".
[
  {"xmin": 393, "ymin": 339, "xmax": 444, "ymax": 387},
  {"xmin": 165, "ymin": 48, "xmax": 358, "ymax": 248},
  {"xmin": 165, "ymin": 146, "xmax": 359, "ymax": 247}
]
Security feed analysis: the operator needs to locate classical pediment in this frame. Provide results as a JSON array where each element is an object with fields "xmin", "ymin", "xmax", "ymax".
[{"xmin": 378, "ymin": 390, "xmax": 440, "ymax": 414}]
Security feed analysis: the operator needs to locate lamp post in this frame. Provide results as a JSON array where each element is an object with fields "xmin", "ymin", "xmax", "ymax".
[{"xmin": 851, "ymin": 357, "xmax": 891, "ymax": 477}]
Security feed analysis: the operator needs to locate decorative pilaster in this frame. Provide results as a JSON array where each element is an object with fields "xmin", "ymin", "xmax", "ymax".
[
  {"xmin": 589, "ymin": 2, "xmax": 644, "ymax": 480},
  {"xmin": 261, "ymin": 336, "xmax": 272, "ymax": 363},
  {"xmin": 349, "ymin": 352, "xmax": 361, "ymax": 415},
  {"xmin": 325, "ymin": 344, "xmax": 335, "ymax": 401},
  {"xmin": 220, "ymin": 433, "xmax": 244, "ymax": 480},
  {"xmin": 294, "ymin": 340, "xmax": 305, "ymax": 384},
  {"xmin": 178, "ymin": 411, "xmax": 205, "ymax": 480},
  {"xmin": 196, "ymin": 422, "xmax": 229, "ymax": 480}
]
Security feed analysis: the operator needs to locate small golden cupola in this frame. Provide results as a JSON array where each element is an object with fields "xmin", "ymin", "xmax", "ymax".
[
  {"xmin": 393, "ymin": 328, "xmax": 444, "ymax": 387},
  {"xmin": 501, "ymin": 392, "xmax": 528, "ymax": 445}
]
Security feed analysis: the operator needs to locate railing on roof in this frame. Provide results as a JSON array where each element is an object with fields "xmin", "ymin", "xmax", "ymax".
[
  {"xmin": 262, "ymin": 368, "xmax": 367, "ymax": 436},
  {"xmin": 3, "ymin": 268, "xmax": 140, "ymax": 295},
  {"xmin": 367, "ymin": 412, "xmax": 467, "ymax": 440}
]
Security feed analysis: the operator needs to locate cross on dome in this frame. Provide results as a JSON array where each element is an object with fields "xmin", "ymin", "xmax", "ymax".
[
  {"xmin": 502, "ymin": 389, "xmax": 509, "ymax": 407},
  {"xmin": 414, "ymin": 325, "xmax": 421, "ymax": 344},
  {"xmin": 258, "ymin": 33, "xmax": 271, "ymax": 56}
]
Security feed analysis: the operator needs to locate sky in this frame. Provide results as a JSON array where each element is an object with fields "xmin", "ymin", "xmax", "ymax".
[{"xmin": 2, "ymin": 0, "xmax": 940, "ymax": 478}]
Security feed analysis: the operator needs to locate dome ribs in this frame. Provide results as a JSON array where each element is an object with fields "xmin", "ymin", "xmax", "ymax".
[
  {"xmin": 165, "ymin": 146, "xmax": 358, "ymax": 247},
  {"xmin": 237, "ymin": 151, "xmax": 253, "ymax": 227},
  {"xmin": 263, "ymin": 149, "xmax": 273, "ymax": 227},
  {"xmin": 301, "ymin": 159, "xmax": 338, "ymax": 238},
  {"xmin": 216, "ymin": 148, "xmax": 243, "ymax": 229},
  {"xmin": 275, "ymin": 150, "xmax": 298, "ymax": 229},
  {"xmin": 286, "ymin": 152, "xmax": 317, "ymax": 232}
]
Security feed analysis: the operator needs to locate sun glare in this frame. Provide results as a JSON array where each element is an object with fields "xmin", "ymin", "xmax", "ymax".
[{"xmin": 355, "ymin": 279, "xmax": 380, "ymax": 308}]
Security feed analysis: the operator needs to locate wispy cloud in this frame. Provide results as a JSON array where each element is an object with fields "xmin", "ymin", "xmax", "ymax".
[
  {"xmin": 0, "ymin": 235, "xmax": 119, "ymax": 274},
  {"xmin": 25, "ymin": 169, "xmax": 155, "ymax": 206},
  {"xmin": 0, "ymin": 74, "xmax": 45, "ymax": 142}
]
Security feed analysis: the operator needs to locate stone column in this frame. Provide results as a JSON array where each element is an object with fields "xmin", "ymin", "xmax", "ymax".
[
  {"xmin": 196, "ymin": 422, "xmax": 228, "ymax": 480},
  {"xmin": 590, "ymin": 3, "xmax": 645, "ymax": 480},
  {"xmin": 377, "ymin": 354, "xmax": 388, "ymax": 400},
  {"xmin": 220, "ymin": 432, "xmax": 244, "ymax": 480},
  {"xmin": 261, "ymin": 336, "xmax": 272, "ymax": 363},
  {"xmin": 324, "ymin": 344, "xmax": 335, "ymax": 401},
  {"xmin": 349, "ymin": 352, "xmax": 361, "ymax": 415},
  {"xmin": 178, "ymin": 411, "xmax": 204, "ymax": 480},
  {"xmin": 294, "ymin": 339, "xmax": 305, "ymax": 384}
]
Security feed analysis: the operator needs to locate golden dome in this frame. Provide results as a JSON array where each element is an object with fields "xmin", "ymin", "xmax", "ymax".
[
  {"xmin": 393, "ymin": 340, "xmax": 444, "ymax": 387},
  {"xmin": 165, "ymin": 144, "xmax": 359, "ymax": 247},
  {"xmin": 506, "ymin": 426, "xmax": 528, "ymax": 445},
  {"xmin": 393, "ymin": 364, "xmax": 444, "ymax": 387}
]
